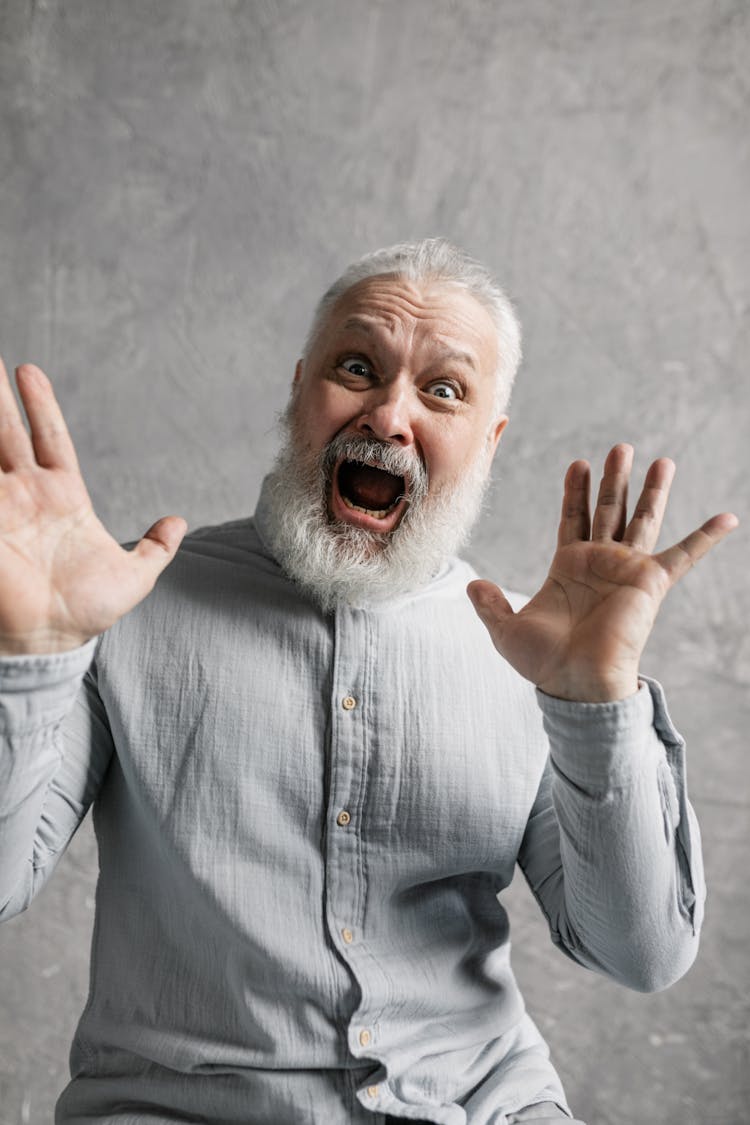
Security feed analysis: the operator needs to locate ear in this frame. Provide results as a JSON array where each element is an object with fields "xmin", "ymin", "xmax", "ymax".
[
  {"xmin": 486, "ymin": 415, "xmax": 509, "ymax": 462},
  {"xmin": 293, "ymin": 358, "xmax": 304, "ymax": 386}
]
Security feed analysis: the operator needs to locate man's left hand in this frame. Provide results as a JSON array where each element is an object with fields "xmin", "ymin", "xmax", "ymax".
[{"xmin": 468, "ymin": 444, "xmax": 738, "ymax": 702}]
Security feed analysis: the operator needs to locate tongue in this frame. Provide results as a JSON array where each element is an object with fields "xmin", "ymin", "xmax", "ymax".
[{"xmin": 339, "ymin": 462, "xmax": 404, "ymax": 511}]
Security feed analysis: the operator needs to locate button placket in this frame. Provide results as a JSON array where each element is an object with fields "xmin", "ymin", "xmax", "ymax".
[{"xmin": 327, "ymin": 607, "xmax": 379, "ymax": 1064}]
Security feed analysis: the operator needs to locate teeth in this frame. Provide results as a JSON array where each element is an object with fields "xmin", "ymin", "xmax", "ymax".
[
  {"xmin": 342, "ymin": 495, "xmax": 391, "ymax": 519},
  {"xmin": 353, "ymin": 458, "xmax": 386, "ymax": 469}
]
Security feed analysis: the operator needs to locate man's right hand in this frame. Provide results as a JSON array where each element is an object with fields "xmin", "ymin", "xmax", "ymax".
[{"xmin": 0, "ymin": 358, "xmax": 186, "ymax": 655}]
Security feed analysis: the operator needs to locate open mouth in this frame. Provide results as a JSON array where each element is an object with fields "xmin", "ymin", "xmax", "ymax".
[{"xmin": 331, "ymin": 458, "xmax": 408, "ymax": 530}]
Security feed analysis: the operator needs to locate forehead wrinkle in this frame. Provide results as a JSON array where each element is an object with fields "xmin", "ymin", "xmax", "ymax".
[
  {"xmin": 344, "ymin": 291, "xmax": 465, "ymax": 332},
  {"xmin": 333, "ymin": 306, "xmax": 418, "ymax": 361},
  {"xmin": 335, "ymin": 280, "xmax": 462, "ymax": 331},
  {"xmin": 336, "ymin": 319, "xmax": 481, "ymax": 379},
  {"xmin": 341, "ymin": 278, "xmax": 489, "ymax": 329}
]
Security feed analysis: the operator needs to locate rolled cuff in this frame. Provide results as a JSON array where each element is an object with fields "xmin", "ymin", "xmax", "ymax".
[{"xmin": 0, "ymin": 639, "xmax": 98, "ymax": 733}]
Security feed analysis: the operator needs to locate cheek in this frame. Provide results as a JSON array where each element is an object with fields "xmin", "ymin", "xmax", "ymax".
[
  {"xmin": 314, "ymin": 388, "xmax": 365, "ymax": 440},
  {"xmin": 423, "ymin": 426, "xmax": 486, "ymax": 484},
  {"xmin": 293, "ymin": 386, "xmax": 342, "ymax": 440}
]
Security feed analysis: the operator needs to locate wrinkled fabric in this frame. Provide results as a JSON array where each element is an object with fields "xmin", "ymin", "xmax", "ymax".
[{"xmin": 0, "ymin": 479, "xmax": 704, "ymax": 1125}]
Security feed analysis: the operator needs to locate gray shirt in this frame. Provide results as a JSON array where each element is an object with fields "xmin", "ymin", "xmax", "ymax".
[{"xmin": 0, "ymin": 480, "xmax": 705, "ymax": 1124}]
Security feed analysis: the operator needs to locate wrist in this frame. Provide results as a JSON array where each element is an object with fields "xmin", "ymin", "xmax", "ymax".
[
  {"xmin": 0, "ymin": 627, "xmax": 94, "ymax": 657},
  {"xmin": 537, "ymin": 672, "xmax": 640, "ymax": 704}
]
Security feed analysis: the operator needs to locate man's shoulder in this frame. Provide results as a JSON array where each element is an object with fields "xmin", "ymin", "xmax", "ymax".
[
  {"xmin": 119, "ymin": 515, "xmax": 277, "ymax": 612},
  {"xmin": 123, "ymin": 515, "xmax": 263, "ymax": 563},
  {"xmin": 172, "ymin": 514, "xmax": 276, "ymax": 570},
  {"xmin": 182, "ymin": 515, "xmax": 258, "ymax": 551}
]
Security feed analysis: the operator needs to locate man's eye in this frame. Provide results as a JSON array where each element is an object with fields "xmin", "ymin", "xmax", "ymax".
[
  {"xmin": 340, "ymin": 358, "xmax": 373, "ymax": 378},
  {"xmin": 427, "ymin": 381, "xmax": 459, "ymax": 400}
]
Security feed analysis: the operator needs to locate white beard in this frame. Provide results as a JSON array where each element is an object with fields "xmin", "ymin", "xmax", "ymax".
[{"xmin": 262, "ymin": 408, "xmax": 493, "ymax": 614}]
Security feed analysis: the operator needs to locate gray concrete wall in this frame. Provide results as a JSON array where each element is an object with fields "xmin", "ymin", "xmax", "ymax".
[{"xmin": 0, "ymin": 1, "xmax": 747, "ymax": 1122}]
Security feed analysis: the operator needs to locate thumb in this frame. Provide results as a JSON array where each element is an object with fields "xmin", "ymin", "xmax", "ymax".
[
  {"xmin": 466, "ymin": 580, "xmax": 515, "ymax": 647},
  {"xmin": 130, "ymin": 515, "xmax": 187, "ymax": 588}
]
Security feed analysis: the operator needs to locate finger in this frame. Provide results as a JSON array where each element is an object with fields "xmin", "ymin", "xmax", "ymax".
[
  {"xmin": 591, "ymin": 443, "xmax": 634, "ymax": 541},
  {"xmin": 655, "ymin": 512, "xmax": 739, "ymax": 587},
  {"xmin": 16, "ymin": 363, "xmax": 81, "ymax": 471},
  {"xmin": 0, "ymin": 356, "xmax": 35, "ymax": 470},
  {"xmin": 467, "ymin": 580, "xmax": 515, "ymax": 650},
  {"xmin": 557, "ymin": 460, "xmax": 591, "ymax": 546},
  {"xmin": 621, "ymin": 457, "xmax": 675, "ymax": 553},
  {"xmin": 129, "ymin": 516, "xmax": 188, "ymax": 592}
]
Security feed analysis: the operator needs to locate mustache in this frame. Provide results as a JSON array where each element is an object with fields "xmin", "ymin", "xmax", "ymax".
[{"xmin": 321, "ymin": 434, "xmax": 429, "ymax": 504}]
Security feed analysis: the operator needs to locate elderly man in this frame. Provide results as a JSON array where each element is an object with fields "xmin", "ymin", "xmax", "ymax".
[{"xmin": 0, "ymin": 240, "xmax": 736, "ymax": 1124}]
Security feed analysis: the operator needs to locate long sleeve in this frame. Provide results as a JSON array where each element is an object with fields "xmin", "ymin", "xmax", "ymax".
[
  {"xmin": 0, "ymin": 639, "xmax": 111, "ymax": 920},
  {"xmin": 517, "ymin": 675, "xmax": 704, "ymax": 993}
]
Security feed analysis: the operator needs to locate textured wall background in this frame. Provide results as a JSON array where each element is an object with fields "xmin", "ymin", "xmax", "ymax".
[{"xmin": 0, "ymin": 1, "xmax": 748, "ymax": 1123}]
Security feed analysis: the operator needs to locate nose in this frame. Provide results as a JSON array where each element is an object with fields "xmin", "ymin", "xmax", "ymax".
[{"xmin": 355, "ymin": 378, "xmax": 415, "ymax": 446}]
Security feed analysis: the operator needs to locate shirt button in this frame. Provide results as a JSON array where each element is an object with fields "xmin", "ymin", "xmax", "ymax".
[
  {"xmin": 359, "ymin": 1028, "xmax": 371, "ymax": 1048},
  {"xmin": 342, "ymin": 927, "xmax": 354, "ymax": 944},
  {"xmin": 342, "ymin": 695, "xmax": 357, "ymax": 710},
  {"xmin": 367, "ymin": 1085, "xmax": 379, "ymax": 1099},
  {"xmin": 336, "ymin": 809, "xmax": 351, "ymax": 827}
]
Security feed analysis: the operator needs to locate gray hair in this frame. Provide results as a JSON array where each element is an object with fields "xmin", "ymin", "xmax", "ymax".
[{"xmin": 302, "ymin": 238, "xmax": 522, "ymax": 415}]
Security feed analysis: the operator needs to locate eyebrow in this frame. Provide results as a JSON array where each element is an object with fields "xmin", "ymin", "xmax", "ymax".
[{"xmin": 339, "ymin": 317, "xmax": 478, "ymax": 370}]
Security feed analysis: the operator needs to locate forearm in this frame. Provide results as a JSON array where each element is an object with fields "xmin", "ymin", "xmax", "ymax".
[
  {"xmin": 531, "ymin": 677, "xmax": 704, "ymax": 992},
  {"xmin": 0, "ymin": 640, "xmax": 98, "ymax": 917}
]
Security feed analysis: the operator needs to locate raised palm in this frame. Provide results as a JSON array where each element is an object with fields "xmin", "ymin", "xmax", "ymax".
[
  {"xmin": 468, "ymin": 445, "xmax": 737, "ymax": 701},
  {"xmin": 0, "ymin": 359, "xmax": 185, "ymax": 654}
]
